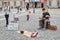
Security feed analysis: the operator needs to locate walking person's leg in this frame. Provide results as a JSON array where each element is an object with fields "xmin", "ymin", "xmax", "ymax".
[
  {"xmin": 6, "ymin": 18, "xmax": 9, "ymax": 27},
  {"xmin": 6, "ymin": 19, "xmax": 7, "ymax": 27},
  {"xmin": 27, "ymin": 15, "xmax": 29, "ymax": 21},
  {"xmin": 7, "ymin": 19, "xmax": 8, "ymax": 25}
]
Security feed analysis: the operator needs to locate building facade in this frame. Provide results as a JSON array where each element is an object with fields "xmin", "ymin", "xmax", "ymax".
[
  {"xmin": 0, "ymin": 0, "xmax": 60, "ymax": 8},
  {"xmin": 47, "ymin": 0, "xmax": 60, "ymax": 8}
]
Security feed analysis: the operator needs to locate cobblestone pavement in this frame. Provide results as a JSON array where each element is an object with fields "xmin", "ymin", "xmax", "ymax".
[{"xmin": 0, "ymin": 8, "xmax": 60, "ymax": 40}]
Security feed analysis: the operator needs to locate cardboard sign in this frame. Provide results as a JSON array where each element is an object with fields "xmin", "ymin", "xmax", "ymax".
[{"xmin": 8, "ymin": 23, "xmax": 18, "ymax": 30}]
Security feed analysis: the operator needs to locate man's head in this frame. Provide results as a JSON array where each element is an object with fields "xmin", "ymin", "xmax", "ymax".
[
  {"xmin": 27, "ymin": 3, "xmax": 29, "ymax": 5},
  {"xmin": 20, "ymin": 8, "xmax": 22, "ymax": 11},
  {"xmin": 42, "ymin": 8, "xmax": 46, "ymax": 13}
]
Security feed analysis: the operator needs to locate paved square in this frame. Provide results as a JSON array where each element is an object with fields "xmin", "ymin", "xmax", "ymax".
[{"xmin": 0, "ymin": 8, "xmax": 60, "ymax": 40}]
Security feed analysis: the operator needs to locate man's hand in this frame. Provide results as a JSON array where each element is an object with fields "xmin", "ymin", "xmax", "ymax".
[{"xmin": 42, "ymin": 18, "xmax": 46, "ymax": 20}]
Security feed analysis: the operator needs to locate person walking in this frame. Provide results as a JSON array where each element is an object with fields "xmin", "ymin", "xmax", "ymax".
[
  {"xmin": 5, "ymin": 12, "xmax": 9, "ymax": 27},
  {"xmin": 26, "ymin": 3, "xmax": 29, "ymax": 11},
  {"xmin": 26, "ymin": 3, "xmax": 30, "ymax": 21}
]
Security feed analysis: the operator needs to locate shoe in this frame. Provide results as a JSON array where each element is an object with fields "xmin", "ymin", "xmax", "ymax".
[{"xmin": 31, "ymin": 32, "xmax": 38, "ymax": 38}]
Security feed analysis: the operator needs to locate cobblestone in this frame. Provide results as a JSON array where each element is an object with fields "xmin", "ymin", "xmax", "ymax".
[{"xmin": 0, "ymin": 8, "xmax": 60, "ymax": 40}]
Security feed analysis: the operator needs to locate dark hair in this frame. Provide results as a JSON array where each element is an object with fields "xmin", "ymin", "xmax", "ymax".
[
  {"xmin": 42, "ymin": 8, "xmax": 45, "ymax": 11},
  {"xmin": 27, "ymin": 3, "xmax": 29, "ymax": 5},
  {"xmin": 20, "ymin": 31, "xmax": 24, "ymax": 34},
  {"xmin": 20, "ymin": 8, "xmax": 22, "ymax": 11}
]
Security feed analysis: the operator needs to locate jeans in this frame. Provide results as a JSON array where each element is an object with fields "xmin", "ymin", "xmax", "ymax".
[
  {"xmin": 6, "ymin": 18, "xmax": 9, "ymax": 26},
  {"xmin": 44, "ymin": 19, "xmax": 50, "ymax": 28},
  {"xmin": 39, "ymin": 19, "xmax": 50, "ymax": 28}
]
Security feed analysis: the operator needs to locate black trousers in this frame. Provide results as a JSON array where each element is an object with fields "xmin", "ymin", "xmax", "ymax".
[
  {"xmin": 6, "ymin": 18, "xmax": 9, "ymax": 26},
  {"xmin": 26, "ymin": 7, "xmax": 29, "ymax": 10},
  {"xmin": 41, "ymin": 3, "xmax": 44, "ymax": 8},
  {"xmin": 27, "ymin": 15, "xmax": 29, "ymax": 21}
]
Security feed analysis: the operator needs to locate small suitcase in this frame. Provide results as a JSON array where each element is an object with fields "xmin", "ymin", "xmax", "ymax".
[
  {"xmin": 48, "ymin": 25, "xmax": 57, "ymax": 30},
  {"xmin": 8, "ymin": 23, "xmax": 19, "ymax": 30}
]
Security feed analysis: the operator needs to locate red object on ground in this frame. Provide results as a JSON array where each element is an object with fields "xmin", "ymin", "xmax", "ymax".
[
  {"xmin": 31, "ymin": 32, "xmax": 35, "ymax": 36},
  {"xmin": 31, "ymin": 32, "xmax": 38, "ymax": 38}
]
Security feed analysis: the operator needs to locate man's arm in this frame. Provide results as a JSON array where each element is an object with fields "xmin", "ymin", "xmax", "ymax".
[
  {"xmin": 46, "ymin": 12, "xmax": 51, "ymax": 18},
  {"xmin": 39, "ymin": 17, "xmax": 46, "ymax": 20}
]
